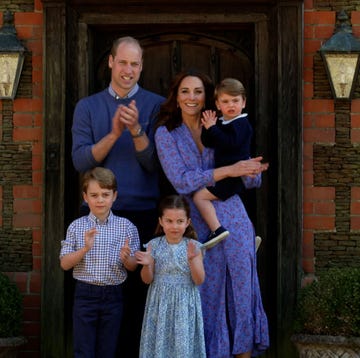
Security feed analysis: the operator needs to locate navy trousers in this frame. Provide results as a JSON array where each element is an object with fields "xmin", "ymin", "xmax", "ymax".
[
  {"xmin": 78, "ymin": 206, "xmax": 158, "ymax": 358},
  {"xmin": 73, "ymin": 281, "xmax": 124, "ymax": 358}
]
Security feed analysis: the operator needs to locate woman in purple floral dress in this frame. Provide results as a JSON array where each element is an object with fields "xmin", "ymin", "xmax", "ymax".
[{"xmin": 154, "ymin": 69, "xmax": 269, "ymax": 358}]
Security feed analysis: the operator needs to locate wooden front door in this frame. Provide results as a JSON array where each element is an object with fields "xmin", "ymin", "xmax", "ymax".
[
  {"xmin": 66, "ymin": 24, "xmax": 272, "ymax": 351},
  {"xmin": 42, "ymin": 2, "xmax": 303, "ymax": 357},
  {"xmin": 92, "ymin": 30, "xmax": 255, "ymax": 100}
]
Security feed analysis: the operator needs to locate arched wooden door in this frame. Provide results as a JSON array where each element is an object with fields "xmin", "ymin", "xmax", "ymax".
[
  {"xmin": 43, "ymin": 2, "xmax": 304, "ymax": 357},
  {"xmin": 68, "ymin": 28, "xmax": 269, "ymax": 303},
  {"xmin": 82, "ymin": 26, "xmax": 271, "ymax": 335},
  {"xmin": 92, "ymin": 30, "xmax": 255, "ymax": 115},
  {"xmin": 65, "ymin": 27, "xmax": 269, "ymax": 345}
]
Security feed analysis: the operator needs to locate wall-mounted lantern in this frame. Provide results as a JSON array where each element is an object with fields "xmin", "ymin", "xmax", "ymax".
[
  {"xmin": 320, "ymin": 10, "xmax": 360, "ymax": 100},
  {"xmin": 0, "ymin": 10, "xmax": 25, "ymax": 100}
]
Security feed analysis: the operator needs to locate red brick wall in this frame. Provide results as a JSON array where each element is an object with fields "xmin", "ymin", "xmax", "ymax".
[
  {"xmin": 303, "ymin": 0, "xmax": 360, "ymax": 283},
  {"xmin": 0, "ymin": 0, "xmax": 43, "ymax": 356},
  {"xmin": 303, "ymin": 1, "xmax": 335, "ymax": 280}
]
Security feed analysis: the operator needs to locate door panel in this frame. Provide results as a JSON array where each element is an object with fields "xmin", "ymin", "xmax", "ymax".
[
  {"xmin": 67, "ymin": 26, "xmax": 268, "ymax": 353},
  {"xmin": 93, "ymin": 30, "xmax": 254, "ymax": 97},
  {"xmin": 44, "ymin": 3, "xmax": 303, "ymax": 357}
]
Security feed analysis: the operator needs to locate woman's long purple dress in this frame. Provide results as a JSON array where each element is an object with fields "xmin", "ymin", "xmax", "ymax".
[{"xmin": 155, "ymin": 124, "xmax": 269, "ymax": 357}]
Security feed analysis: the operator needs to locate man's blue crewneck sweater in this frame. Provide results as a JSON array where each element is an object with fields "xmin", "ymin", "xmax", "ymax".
[{"xmin": 72, "ymin": 87, "xmax": 165, "ymax": 211}]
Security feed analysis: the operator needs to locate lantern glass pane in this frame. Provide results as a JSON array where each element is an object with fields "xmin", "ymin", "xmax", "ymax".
[
  {"xmin": 0, "ymin": 53, "xmax": 21, "ymax": 99},
  {"xmin": 324, "ymin": 53, "xmax": 359, "ymax": 99}
]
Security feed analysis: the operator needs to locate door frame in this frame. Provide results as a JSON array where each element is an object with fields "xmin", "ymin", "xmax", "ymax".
[{"xmin": 41, "ymin": 1, "xmax": 303, "ymax": 357}]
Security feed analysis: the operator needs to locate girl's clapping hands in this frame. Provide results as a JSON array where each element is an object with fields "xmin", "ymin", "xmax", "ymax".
[{"xmin": 135, "ymin": 244, "xmax": 154, "ymax": 266}]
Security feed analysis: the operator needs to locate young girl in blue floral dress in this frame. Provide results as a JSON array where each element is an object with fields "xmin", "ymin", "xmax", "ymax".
[{"xmin": 135, "ymin": 195, "xmax": 206, "ymax": 358}]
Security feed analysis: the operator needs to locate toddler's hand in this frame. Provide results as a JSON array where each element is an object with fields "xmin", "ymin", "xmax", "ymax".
[{"xmin": 201, "ymin": 110, "xmax": 217, "ymax": 129}]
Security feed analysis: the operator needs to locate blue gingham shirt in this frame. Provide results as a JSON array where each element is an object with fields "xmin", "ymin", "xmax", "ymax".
[{"xmin": 60, "ymin": 211, "xmax": 140, "ymax": 285}]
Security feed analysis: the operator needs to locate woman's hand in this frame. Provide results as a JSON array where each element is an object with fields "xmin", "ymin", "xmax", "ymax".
[
  {"xmin": 230, "ymin": 156, "xmax": 269, "ymax": 178},
  {"xmin": 212, "ymin": 156, "xmax": 268, "ymax": 183}
]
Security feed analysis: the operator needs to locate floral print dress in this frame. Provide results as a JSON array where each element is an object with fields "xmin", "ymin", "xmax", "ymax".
[
  {"xmin": 155, "ymin": 124, "xmax": 269, "ymax": 357},
  {"xmin": 139, "ymin": 236, "xmax": 206, "ymax": 358}
]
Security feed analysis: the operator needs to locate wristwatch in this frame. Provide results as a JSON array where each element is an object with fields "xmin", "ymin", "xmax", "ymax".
[{"xmin": 131, "ymin": 126, "xmax": 145, "ymax": 138}]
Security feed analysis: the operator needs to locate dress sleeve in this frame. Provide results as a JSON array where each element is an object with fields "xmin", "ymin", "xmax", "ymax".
[
  {"xmin": 242, "ymin": 173, "xmax": 262, "ymax": 189},
  {"xmin": 155, "ymin": 126, "xmax": 215, "ymax": 195}
]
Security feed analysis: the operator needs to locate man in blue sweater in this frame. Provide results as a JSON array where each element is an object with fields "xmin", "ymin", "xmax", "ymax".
[{"xmin": 71, "ymin": 36, "xmax": 165, "ymax": 358}]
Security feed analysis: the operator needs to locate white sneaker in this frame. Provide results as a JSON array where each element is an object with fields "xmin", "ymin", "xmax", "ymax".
[
  {"xmin": 202, "ymin": 227, "xmax": 230, "ymax": 250},
  {"xmin": 255, "ymin": 236, "xmax": 262, "ymax": 252}
]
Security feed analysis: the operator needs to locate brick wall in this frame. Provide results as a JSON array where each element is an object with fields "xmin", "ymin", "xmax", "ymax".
[
  {"xmin": 303, "ymin": 0, "xmax": 360, "ymax": 283},
  {"xmin": 0, "ymin": 0, "xmax": 43, "ymax": 356}
]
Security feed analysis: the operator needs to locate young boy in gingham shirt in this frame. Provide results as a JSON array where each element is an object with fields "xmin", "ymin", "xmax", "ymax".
[{"xmin": 60, "ymin": 167, "xmax": 140, "ymax": 357}]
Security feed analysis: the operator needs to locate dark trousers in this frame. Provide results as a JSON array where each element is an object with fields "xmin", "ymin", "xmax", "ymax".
[
  {"xmin": 78, "ymin": 205, "xmax": 158, "ymax": 358},
  {"xmin": 73, "ymin": 281, "xmax": 124, "ymax": 358}
]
